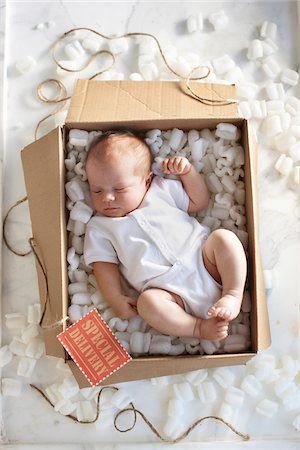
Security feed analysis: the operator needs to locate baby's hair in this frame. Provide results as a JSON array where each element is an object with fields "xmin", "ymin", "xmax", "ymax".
[{"xmin": 86, "ymin": 130, "xmax": 153, "ymax": 178}]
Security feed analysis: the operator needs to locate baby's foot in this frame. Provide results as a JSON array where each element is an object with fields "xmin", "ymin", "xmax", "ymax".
[
  {"xmin": 193, "ymin": 317, "xmax": 229, "ymax": 341},
  {"xmin": 207, "ymin": 294, "xmax": 242, "ymax": 322}
]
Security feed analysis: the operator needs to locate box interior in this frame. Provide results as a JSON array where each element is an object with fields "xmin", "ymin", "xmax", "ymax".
[{"xmin": 21, "ymin": 80, "xmax": 271, "ymax": 387}]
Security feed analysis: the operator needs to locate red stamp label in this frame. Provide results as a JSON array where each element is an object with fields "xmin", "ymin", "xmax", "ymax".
[{"xmin": 57, "ymin": 308, "xmax": 131, "ymax": 386}]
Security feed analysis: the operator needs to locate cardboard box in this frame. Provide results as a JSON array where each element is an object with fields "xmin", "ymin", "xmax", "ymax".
[{"xmin": 21, "ymin": 80, "xmax": 271, "ymax": 387}]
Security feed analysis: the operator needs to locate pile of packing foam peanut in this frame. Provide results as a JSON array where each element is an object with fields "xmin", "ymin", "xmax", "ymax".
[
  {"xmin": 65, "ymin": 123, "xmax": 252, "ymax": 358},
  {"xmin": 2, "ymin": 10, "xmax": 299, "ymax": 436}
]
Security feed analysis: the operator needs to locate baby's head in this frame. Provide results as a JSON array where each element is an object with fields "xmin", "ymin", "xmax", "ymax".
[{"xmin": 86, "ymin": 130, "xmax": 153, "ymax": 217}]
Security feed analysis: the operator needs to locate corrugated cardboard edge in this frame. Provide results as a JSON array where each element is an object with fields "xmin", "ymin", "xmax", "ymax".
[
  {"xmin": 21, "ymin": 127, "xmax": 68, "ymax": 358},
  {"xmin": 245, "ymin": 121, "xmax": 271, "ymax": 350},
  {"xmin": 66, "ymin": 80, "xmax": 239, "ymax": 127}
]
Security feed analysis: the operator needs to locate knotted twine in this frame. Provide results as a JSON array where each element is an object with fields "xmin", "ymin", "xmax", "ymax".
[{"xmin": 3, "ymin": 27, "xmax": 248, "ymax": 443}]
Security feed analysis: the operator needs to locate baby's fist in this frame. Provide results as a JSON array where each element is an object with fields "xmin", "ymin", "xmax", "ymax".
[{"xmin": 162, "ymin": 156, "xmax": 191, "ymax": 175}]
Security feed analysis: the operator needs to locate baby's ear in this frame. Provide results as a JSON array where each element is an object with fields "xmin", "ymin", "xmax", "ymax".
[{"xmin": 146, "ymin": 172, "xmax": 153, "ymax": 187}]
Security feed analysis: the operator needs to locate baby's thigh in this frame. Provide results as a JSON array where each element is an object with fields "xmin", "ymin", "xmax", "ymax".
[{"xmin": 138, "ymin": 288, "xmax": 185, "ymax": 311}]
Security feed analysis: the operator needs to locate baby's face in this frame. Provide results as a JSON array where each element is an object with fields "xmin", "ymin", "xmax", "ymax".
[{"xmin": 86, "ymin": 154, "xmax": 151, "ymax": 217}]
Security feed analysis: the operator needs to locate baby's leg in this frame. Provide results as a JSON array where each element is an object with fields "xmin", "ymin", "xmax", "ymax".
[
  {"xmin": 137, "ymin": 288, "xmax": 229, "ymax": 341},
  {"xmin": 202, "ymin": 229, "xmax": 247, "ymax": 321}
]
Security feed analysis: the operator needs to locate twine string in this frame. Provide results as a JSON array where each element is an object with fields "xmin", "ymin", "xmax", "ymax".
[
  {"xmin": 30, "ymin": 383, "xmax": 250, "ymax": 442},
  {"xmin": 35, "ymin": 27, "xmax": 237, "ymax": 138},
  {"xmin": 2, "ymin": 197, "xmax": 68, "ymax": 330}
]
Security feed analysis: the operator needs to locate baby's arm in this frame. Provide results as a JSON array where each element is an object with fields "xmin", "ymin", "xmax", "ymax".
[
  {"xmin": 162, "ymin": 156, "xmax": 210, "ymax": 213},
  {"xmin": 92, "ymin": 261, "xmax": 137, "ymax": 320}
]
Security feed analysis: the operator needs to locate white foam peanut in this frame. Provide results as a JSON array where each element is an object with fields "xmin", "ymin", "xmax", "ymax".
[
  {"xmin": 108, "ymin": 37, "xmax": 128, "ymax": 55},
  {"xmin": 163, "ymin": 417, "xmax": 185, "ymax": 439},
  {"xmin": 265, "ymin": 82, "xmax": 285, "ymax": 100},
  {"xmin": 71, "ymin": 292, "xmax": 91, "ymax": 306},
  {"xmin": 149, "ymin": 335, "xmax": 172, "ymax": 355},
  {"xmin": 207, "ymin": 173, "xmax": 223, "ymax": 193},
  {"xmin": 169, "ymin": 128, "xmax": 185, "ymax": 151},
  {"xmin": 212, "ymin": 55, "xmax": 235, "ymax": 75},
  {"xmin": 191, "ymin": 138, "xmax": 208, "ymax": 161},
  {"xmin": 5, "ymin": 312, "xmax": 26, "ymax": 329},
  {"xmin": 223, "ymin": 335, "xmax": 248, "ymax": 353},
  {"xmin": 281, "ymin": 68, "xmax": 299, "ymax": 86},
  {"xmin": 15, "ymin": 56, "xmax": 36, "ymax": 74},
  {"xmin": 129, "ymin": 72, "xmax": 143, "ymax": 81},
  {"xmin": 208, "ymin": 10, "xmax": 229, "ymax": 31},
  {"xmin": 219, "ymin": 403, "xmax": 234, "ymax": 421},
  {"xmin": 256, "ymin": 399, "xmax": 278, "ymax": 418},
  {"xmin": 173, "ymin": 382, "xmax": 194, "ymax": 401},
  {"xmin": 111, "ymin": 389, "xmax": 133, "ymax": 409},
  {"xmin": 211, "ymin": 205, "xmax": 229, "ymax": 220},
  {"xmin": 288, "ymin": 141, "xmax": 300, "ymax": 162},
  {"xmin": 261, "ymin": 38, "xmax": 278, "ymax": 57},
  {"xmin": 282, "ymin": 392, "xmax": 300, "ymax": 411},
  {"xmin": 2, "ymin": 378, "xmax": 23, "ymax": 396},
  {"xmin": 250, "ymin": 100, "xmax": 267, "ymax": 119},
  {"xmin": 293, "ymin": 414, "xmax": 300, "ymax": 431},
  {"xmin": 67, "ymin": 247, "xmax": 80, "ymax": 270},
  {"xmin": 247, "ymin": 40, "xmax": 263, "ymax": 60},
  {"xmin": 241, "ymin": 374, "xmax": 262, "ymax": 396},
  {"xmin": 238, "ymin": 102, "xmax": 252, "ymax": 119},
  {"xmin": 130, "ymin": 331, "xmax": 151, "ymax": 354},
  {"xmin": 186, "ymin": 13, "xmax": 203, "ymax": 33},
  {"xmin": 139, "ymin": 62, "xmax": 159, "ymax": 81},
  {"xmin": 274, "ymin": 133, "xmax": 297, "ymax": 153},
  {"xmin": 263, "ymin": 115, "xmax": 282, "ymax": 136},
  {"xmin": 289, "ymin": 167, "xmax": 300, "ymax": 188},
  {"xmin": 27, "ymin": 303, "xmax": 41, "ymax": 324},
  {"xmin": 275, "ymin": 154, "xmax": 293, "ymax": 176},
  {"xmin": 0, "ymin": 345, "xmax": 13, "ymax": 367},
  {"xmin": 273, "ymin": 376, "xmax": 294, "ymax": 397},
  {"xmin": 167, "ymin": 398, "xmax": 184, "ymax": 417},
  {"xmin": 76, "ymin": 400, "xmax": 95, "ymax": 422},
  {"xmin": 9, "ymin": 337, "xmax": 26, "ymax": 356},
  {"xmin": 213, "ymin": 367, "xmax": 235, "ymax": 388},
  {"xmin": 65, "ymin": 179, "xmax": 86, "ymax": 202},
  {"xmin": 262, "ymin": 57, "xmax": 281, "ymax": 78},
  {"xmin": 82, "ymin": 38, "xmax": 101, "ymax": 53},
  {"xmin": 266, "ymin": 100, "xmax": 284, "ymax": 115},
  {"xmin": 55, "ymin": 398, "xmax": 77, "ymax": 416},
  {"xmin": 69, "ymin": 129, "xmax": 89, "ymax": 147},
  {"xmin": 285, "ymin": 96, "xmax": 300, "ymax": 116},
  {"xmin": 70, "ymin": 201, "xmax": 93, "ymax": 224},
  {"xmin": 73, "ymin": 220, "xmax": 86, "ymax": 236},
  {"xmin": 45, "ymin": 384, "xmax": 62, "ymax": 405},
  {"xmin": 59, "ymin": 377, "xmax": 80, "ymax": 398},
  {"xmin": 25, "ymin": 338, "xmax": 45, "ymax": 359},
  {"xmin": 68, "ymin": 304, "xmax": 84, "ymax": 323},
  {"xmin": 263, "ymin": 269, "xmax": 273, "ymax": 290},
  {"xmin": 225, "ymin": 386, "xmax": 245, "ymax": 407},
  {"xmin": 168, "ymin": 342, "xmax": 185, "ymax": 355},
  {"xmin": 197, "ymin": 381, "xmax": 217, "ymax": 403},
  {"xmin": 108, "ymin": 317, "xmax": 128, "ymax": 332},
  {"xmin": 64, "ymin": 40, "xmax": 85, "ymax": 59},
  {"xmin": 127, "ymin": 315, "xmax": 148, "ymax": 333},
  {"xmin": 21, "ymin": 324, "xmax": 39, "ymax": 344},
  {"xmin": 17, "ymin": 357, "xmax": 37, "ymax": 377},
  {"xmin": 221, "ymin": 175, "xmax": 236, "ymax": 194},
  {"xmin": 260, "ymin": 21, "xmax": 277, "ymax": 40},
  {"xmin": 185, "ymin": 369, "xmax": 208, "ymax": 385}
]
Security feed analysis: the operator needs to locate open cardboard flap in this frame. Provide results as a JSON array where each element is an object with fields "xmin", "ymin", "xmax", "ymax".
[
  {"xmin": 21, "ymin": 80, "xmax": 271, "ymax": 386},
  {"xmin": 21, "ymin": 127, "xmax": 68, "ymax": 358}
]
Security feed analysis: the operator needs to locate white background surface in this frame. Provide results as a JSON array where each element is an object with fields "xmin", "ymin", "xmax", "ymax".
[{"xmin": 1, "ymin": 1, "xmax": 300, "ymax": 449}]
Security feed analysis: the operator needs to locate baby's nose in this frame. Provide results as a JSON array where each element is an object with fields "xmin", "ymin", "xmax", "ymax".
[{"xmin": 104, "ymin": 191, "xmax": 115, "ymax": 201}]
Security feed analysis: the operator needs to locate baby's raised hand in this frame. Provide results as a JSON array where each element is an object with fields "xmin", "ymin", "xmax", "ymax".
[{"xmin": 162, "ymin": 156, "xmax": 192, "ymax": 175}]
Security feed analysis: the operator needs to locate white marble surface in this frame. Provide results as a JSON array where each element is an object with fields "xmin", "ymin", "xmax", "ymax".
[{"xmin": 1, "ymin": 0, "xmax": 300, "ymax": 448}]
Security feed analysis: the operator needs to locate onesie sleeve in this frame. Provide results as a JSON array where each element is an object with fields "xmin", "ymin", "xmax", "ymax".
[
  {"xmin": 84, "ymin": 220, "xmax": 118, "ymax": 266},
  {"xmin": 158, "ymin": 177, "xmax": 189, "ymax": 212}
]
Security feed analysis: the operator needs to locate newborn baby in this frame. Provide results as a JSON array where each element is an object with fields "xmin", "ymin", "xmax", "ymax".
[{"xmin": 84, "ymin": 130, "xmax": 247, "ymax": 341}]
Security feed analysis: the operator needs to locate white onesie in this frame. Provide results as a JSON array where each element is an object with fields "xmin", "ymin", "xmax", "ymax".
[{"xmin": 84, "ymin": 176, "xmax": 222, "ymax": 319}]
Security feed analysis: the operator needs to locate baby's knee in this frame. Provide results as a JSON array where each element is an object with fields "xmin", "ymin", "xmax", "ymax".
[
  {"xmin": 210, "ymin": 228, "xmax": 241, "ymax": 249},
  {"xmin": 136, "ymin": 290, "xmax": 154, "ymax": 315}
]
